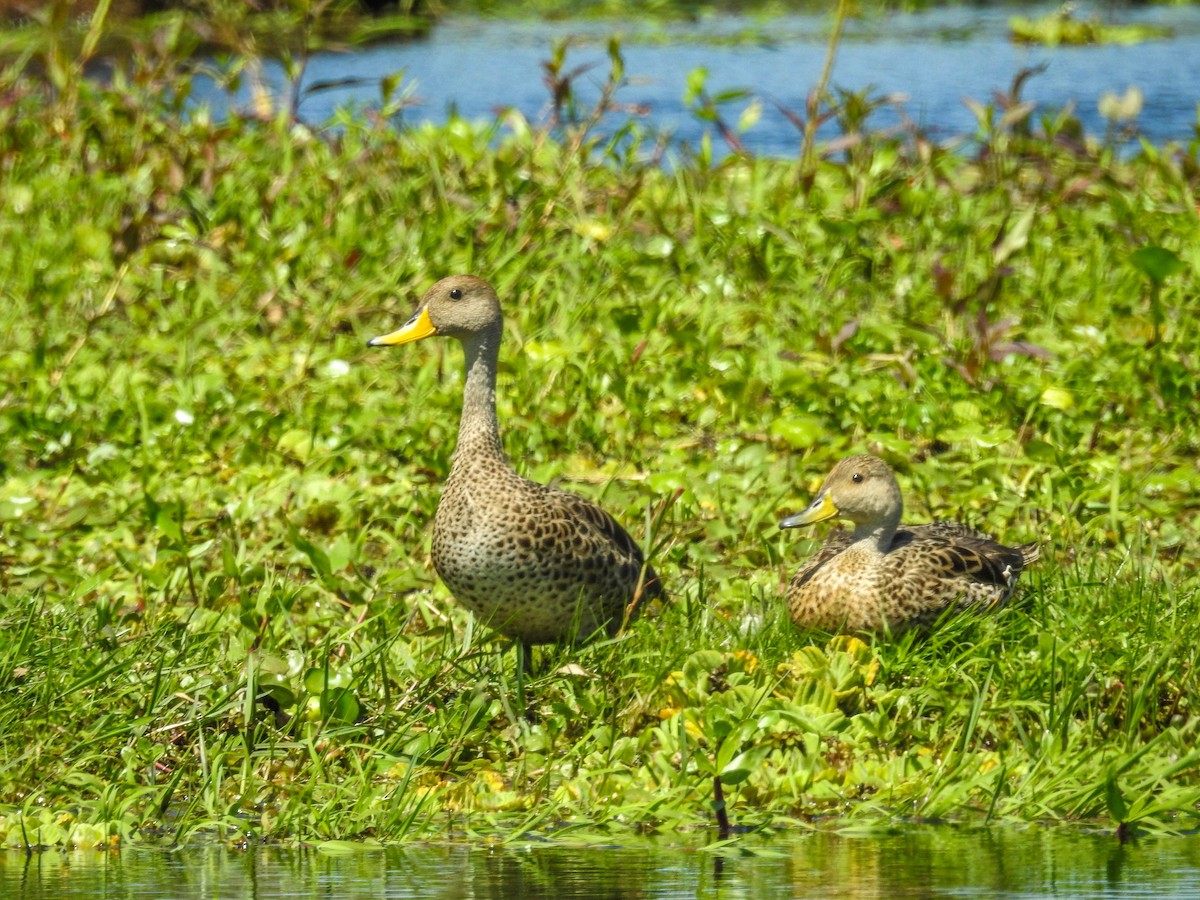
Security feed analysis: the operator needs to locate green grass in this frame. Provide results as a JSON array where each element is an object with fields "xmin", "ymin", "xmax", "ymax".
[{"xmin": 1, "ymin": 21, "xmax": 1199, "ymax": 848}]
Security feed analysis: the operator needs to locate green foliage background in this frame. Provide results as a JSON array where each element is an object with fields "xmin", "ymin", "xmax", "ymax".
[{"xmin": 0, "ymin": 12, "xmax": 1199, "ymax": 846}]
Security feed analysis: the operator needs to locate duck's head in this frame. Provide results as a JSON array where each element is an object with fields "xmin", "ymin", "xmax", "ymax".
[
  {"xmin": 780, "ymin": 454, "xmax": 903, "ymax": 530},
  {"xmin": 368, "ymin": 275, "xmax": 502, "ymax": 347}
]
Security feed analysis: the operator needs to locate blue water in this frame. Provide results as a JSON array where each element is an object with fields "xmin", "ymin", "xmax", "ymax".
[{"xmin": 191, "ymin": 4, "xmax": 1200, "ymax": 156}]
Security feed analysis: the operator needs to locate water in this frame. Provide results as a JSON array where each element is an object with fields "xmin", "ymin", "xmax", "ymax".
[
  {"xmin": 3, "ymin": 829, "xmax": 1200, "ymax": 898},
  {"xmin": 191, "ymin": 4, "xmax": 1200, "ymax": 155}
]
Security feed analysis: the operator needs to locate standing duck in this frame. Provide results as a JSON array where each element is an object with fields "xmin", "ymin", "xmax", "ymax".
[
  {"xmin": 368, "ymin": 275, "xmax": 663, "ymax": 653},
  {"xmin": 780, "ymin": 454, "xmax": 1038, "ymax": 633}
]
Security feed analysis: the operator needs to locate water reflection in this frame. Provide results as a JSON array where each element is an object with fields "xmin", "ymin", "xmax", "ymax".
[
  {"xmin": 190, "ymin": 6, "xmax": 1200, "ymax": 155},
  {"xmin": 3, "ymin": 829, "xmax": 1200, "ymax": 899}
]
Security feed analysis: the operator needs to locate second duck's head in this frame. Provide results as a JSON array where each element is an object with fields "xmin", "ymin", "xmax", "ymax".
[
  {"xmin": 780, "ymin": 454, "xmax": 903, "ymax": 531},
  {"xmin": 368, "ymin": 275, "xmax": 502, "ymax": 347}
]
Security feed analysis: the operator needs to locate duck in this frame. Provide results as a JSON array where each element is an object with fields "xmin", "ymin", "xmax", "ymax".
[
  {"xmin": 368, "ymin": 275, "xmax": 664, "ymax": 654},
  {"xmin": 779, "ymin": 454, "xmax": 1038, "ymax": 634}
]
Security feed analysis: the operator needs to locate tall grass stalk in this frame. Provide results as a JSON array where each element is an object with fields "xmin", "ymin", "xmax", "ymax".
[{"xmin": 800, "ymin": 0, "xmax": 853, "ymax": 168}]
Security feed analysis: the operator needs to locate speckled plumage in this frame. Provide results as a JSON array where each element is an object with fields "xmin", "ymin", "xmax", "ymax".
[
  {"xmin": 369, "ymin": 275, "xmax": 663, "ymax": 646},
  {"xmin": 780, "ymin": 455, "xmax": 1038, "ymax": 634}
]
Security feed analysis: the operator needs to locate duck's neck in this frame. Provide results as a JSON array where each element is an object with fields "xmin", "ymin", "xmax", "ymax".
[
  {"xmin": 852, "ymin": 511, "xmax": 901, "ymax": 555},
  {"xmin": 450, "ymin": 324, "xmax": 506, "ymax": 470}
]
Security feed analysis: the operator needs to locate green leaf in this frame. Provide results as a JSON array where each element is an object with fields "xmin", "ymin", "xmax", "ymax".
[
  {"xmin": 380, "ymin": 71, "xmax": 402, "ymax": 105},
  {"xmin": 1023, "ymin": 439, "xmax": 1059, "ymax": 463},
  {"xmin": 289, "ymin": 524, "xmax": 331, "ymax": 578},
  {"xmin": 304, "ymin": 667, "xmax": 350, "ymax": 693},
  {"xmin": 684, "ymin": 67, "xmax": 709, "ymax": 104},
  {"xmin": 719, "ymin": 747, "xmax": 767, "ymax": 786},
  {"xmin": 321, "ymin": 688, "xmax": 361, "ymax": 724},
  {"xmin": 993, "ymin": 207, "xmax": 1036, "ymax": 265},
  {"xmin": 769, "ymin": 416, "xmax": 826, "ymax": 449},
  {"xmin": 1129, "ymin": 246, "xmax": 1186, "ymax": 283},
  {"xmin": 258, "ymin": 675, "xmax": 296, "ymax": 710},
  {"xmin": 1104, "ymin": 770, "xmax": 1128, "ymax": 822},
  {"xmin": 738, "ymin": 99, "xmax": 762, "ymax": 133},
  {"xmin": 155, "ymin": 503, "xmax": 184, "ymax": 545}
]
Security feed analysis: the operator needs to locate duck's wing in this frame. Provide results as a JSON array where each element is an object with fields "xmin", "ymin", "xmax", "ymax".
[
  {"xmin": 533, "ymin": 482, "xmax": 666, "ymax": 602},
  {"xmin": 899, "ymin": 521, "xmax": 998, "ymax": 544},
  {"xmin": 883, "ymin": 531, "xmax": 1036, "ymax": 619}
]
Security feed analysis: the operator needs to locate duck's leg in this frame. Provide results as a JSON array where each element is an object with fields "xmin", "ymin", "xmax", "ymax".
[
  {"xmin": 514, "ymin": 641, "xmax": 533, "ymax": 715},
  {"xmin": 516, "ymin": 641, "xmax": 535, "ymax": 675}
]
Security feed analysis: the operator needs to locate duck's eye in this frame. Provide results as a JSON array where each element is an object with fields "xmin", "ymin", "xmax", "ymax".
[
  {"xmin": 851, "ymin": 473, "xmax": 863, "ymax": 483},
  {"xmin": 449, "ymin": 288, "xmax": 463, "ymax": 300}
]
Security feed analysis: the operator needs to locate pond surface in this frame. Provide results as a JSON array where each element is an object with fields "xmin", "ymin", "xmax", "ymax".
[
  {"xmin": 194, "ymin": 4, "xmax": 1200, "ymax": 155},
  {"xmin": 3, "ymin": 828, "xmax": 1200, "ymax": 898}
]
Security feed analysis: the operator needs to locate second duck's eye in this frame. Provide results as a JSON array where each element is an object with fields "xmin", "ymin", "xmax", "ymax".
[
  {"xmin": 852, "ymin": 473, "xmax": 863, "ymax": 483},
  {"xmin": 449, "ymin": 288, "xmax": 463, "ymax": 300}
]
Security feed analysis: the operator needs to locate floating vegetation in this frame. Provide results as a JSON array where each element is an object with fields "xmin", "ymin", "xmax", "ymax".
[{"xmin": 1010, "ymin": 7, "xmax": 1173, "ymax": 47}]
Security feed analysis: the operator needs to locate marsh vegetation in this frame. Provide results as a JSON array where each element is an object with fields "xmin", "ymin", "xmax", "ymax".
[{"xmin": 0, "ymin": 0, "xmax": 1198, "ymax": 850}]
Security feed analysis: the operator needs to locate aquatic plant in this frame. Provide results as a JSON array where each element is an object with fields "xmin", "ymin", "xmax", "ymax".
[{"xmin": 1010, "ymin": 8, "xmax": 1172, "ymax": 47}]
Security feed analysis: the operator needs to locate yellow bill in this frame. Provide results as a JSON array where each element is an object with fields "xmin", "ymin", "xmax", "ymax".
[
  {"xmin": 779, "ymin": 490, "xmax": 840, "ymax": 529},
  {"xmin": 367, "ymin": 307, "xmax": 437, "ymax": 346}
]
